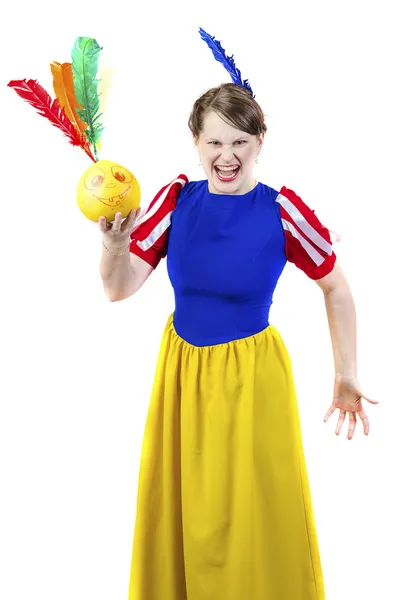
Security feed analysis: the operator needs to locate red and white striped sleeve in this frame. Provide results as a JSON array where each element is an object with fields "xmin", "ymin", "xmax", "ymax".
[
  {"xmin": 129, "ymin": 174, "xmax": 188, "ymax": 269},
  {"xmin": 276, "ymin": 186, "xmax": 337, "ymax": 280}
]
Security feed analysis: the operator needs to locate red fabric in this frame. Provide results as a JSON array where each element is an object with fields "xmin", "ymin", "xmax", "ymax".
[
  {"xmin": 129, "ymin": 174, "xmax": 188, "ymax": 268},
  {"xmin": 278, "ymin": 186, "xmax": 336, "ymax": 280}
]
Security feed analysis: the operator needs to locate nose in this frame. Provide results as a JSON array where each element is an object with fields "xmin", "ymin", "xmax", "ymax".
[
  {"xmin": 220, "ymin": 145, "xmax": 237, "ymax": 162},
  {"xmin": 105, "ymin": 183, "xmax": 116, "ymax": 188}
]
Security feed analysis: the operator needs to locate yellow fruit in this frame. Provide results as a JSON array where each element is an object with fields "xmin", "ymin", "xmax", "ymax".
[{"xmin": 77, "ymin": 160, "xmax": 140, "ymax": 222}]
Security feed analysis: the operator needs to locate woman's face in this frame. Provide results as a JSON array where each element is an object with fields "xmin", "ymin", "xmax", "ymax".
[{"xmin": 194, "ymin": 110, "xmax": 264, "ymax": 195}]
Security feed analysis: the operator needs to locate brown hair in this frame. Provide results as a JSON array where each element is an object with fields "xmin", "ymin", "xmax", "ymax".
[{"xmin": 188, "ymin": 83, "xmax": 267, "ymax": 139}]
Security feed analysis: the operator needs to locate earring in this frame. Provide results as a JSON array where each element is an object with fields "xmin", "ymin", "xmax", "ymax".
[{"xmin": 255, "ymin": 155, "xmax": 259, "ymax": 164}]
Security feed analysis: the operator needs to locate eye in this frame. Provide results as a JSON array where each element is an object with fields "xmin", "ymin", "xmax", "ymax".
[
  {"xmin": 84, "ymin": 167, "xmax": 106, "ymax": 191},
  {"xmin": 91, "ymin": 175, "xmax": 104, "ymax": 187},
  {"xmin": 234, "ymin": 140, "xmax": 247, "ymax": 145},
  {"xmin": 114, "ymin": 171, "xmax": 126, "ymax": 182},
  {"xmin": 111, "ymin": 165, "xmax": 133, "ymax": 183},
  {"xmin": 209, "ymin": 141, "xmax": 219, "ymax": 145}
]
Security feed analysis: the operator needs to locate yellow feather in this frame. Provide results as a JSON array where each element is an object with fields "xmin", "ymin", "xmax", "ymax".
[
  {"xmin": 98, "ymin": 64, "xmax": 115, "ymax": 121},
  {"xmin": 94, "ymin": 65, "xmax": 115, "ymax": 153}
]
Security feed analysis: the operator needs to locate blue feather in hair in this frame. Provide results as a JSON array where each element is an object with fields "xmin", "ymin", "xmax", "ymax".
[{"xmin": 198, "ymin": 27, "xmax": 254, "ymax": 97}]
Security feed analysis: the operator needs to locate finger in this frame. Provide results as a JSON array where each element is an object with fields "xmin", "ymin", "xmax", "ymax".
[
  {"xmin": 130, "ymin": 206, "xmax": 141, "ymax": 228},
  {"xmin": 120, "ymin": 210, "xmax": 136, "ymax": 233},
  {"xmin": 358, "ymin": 409, "xmax": 370, "ymax": 436},
  {"xmin": 98, "ymin": 216, "xmax": 107, "ymax": 230},
  {"xmin": 361, "ymin": 394, "xmax": 379, "ymax": 405},
  {"xmin": 347, "ymin": 411, "xmax": 357, "ymax": 440},
  {"xmin": 324, "ymin": 404, "xmax": 336, "ymax": 422},
  {"xmin": 335, "ymin": 410, "xmax": 346, "ymax": 436},
  {"xmin": 111, "ymin": 212, "xmax": 123, "ymax": 234},
  {"xmin": 120, "ymin": 210, "xmax": 135, "ymax": 233},
  {"xmin": 353, "ymin": 388, "xmax": 379, "ymax": 405}
]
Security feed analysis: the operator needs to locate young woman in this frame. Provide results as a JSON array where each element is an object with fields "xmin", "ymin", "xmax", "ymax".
[{"xmin": 99, "ymin": 83, "xmax": 377, "ymax": 600}]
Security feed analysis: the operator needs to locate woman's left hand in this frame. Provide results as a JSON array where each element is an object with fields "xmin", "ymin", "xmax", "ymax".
[{"xmin": 323, "ymin": 375, "xmax": 379, "ymax": 440}]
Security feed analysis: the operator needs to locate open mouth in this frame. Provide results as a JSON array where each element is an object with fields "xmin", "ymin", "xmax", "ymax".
[
  {"xmin": 214, "ymin": 166, "xmax": 240, "ymax": 182},
  {"xmin": 94, "ymin": 186, "xmax": 131, "ymax": 207}
]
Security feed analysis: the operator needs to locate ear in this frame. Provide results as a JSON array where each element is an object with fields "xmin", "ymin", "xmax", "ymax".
[
  {"xmin": 257, "ymin": 132, "xmax": 265, "ymax": 153},
  {"xmin": 193, "ymin": 135, "xmax": 199, "ymax": 149}
]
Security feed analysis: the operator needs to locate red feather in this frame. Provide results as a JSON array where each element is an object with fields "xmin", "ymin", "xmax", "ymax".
[{"xmin": 8, "ymin": 79, "xmax": 95, "ymax": 162}]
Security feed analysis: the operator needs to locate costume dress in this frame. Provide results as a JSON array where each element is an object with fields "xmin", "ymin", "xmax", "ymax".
[{"xmin": 127, "ymin": 175, "xmax": 336, "ymax": 600}]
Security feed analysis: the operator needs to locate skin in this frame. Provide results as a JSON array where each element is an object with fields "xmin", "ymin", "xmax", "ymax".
[
  {"xmin": 315, "ymin": 263, "xmax": 379, "ymax": 439},
  {"xmin": 98, "ymin": 111, "xmax": 379, "ymax": 438},
  {"xmin": 193, "ymin": 110, "xmax": 264, "ymax": 195}
]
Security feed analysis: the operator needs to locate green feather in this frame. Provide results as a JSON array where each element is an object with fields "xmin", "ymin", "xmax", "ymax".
[{"xmin": 71, "ymin": 37, "xmax": 103, "ymax": 161}]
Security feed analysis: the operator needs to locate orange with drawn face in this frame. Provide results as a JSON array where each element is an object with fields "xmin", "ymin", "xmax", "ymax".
[{"xmin": 77, "ymin": 160, "xmax": 140, "ymax": 222}]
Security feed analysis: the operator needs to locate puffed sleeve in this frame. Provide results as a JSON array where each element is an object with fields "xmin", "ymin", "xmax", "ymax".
[
  {"xmin": 276, "ymin": 185, "xmax": 337, "ymax": 280},
  {"xmin": 129, "ymin": 174, "xmax": 188, "ymax": 269}
]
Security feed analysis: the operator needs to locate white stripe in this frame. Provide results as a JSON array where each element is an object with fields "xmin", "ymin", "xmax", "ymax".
[
  {"xmin": 281, "ymin": 219, "xmax": 324, "ymax": 266},
  {"xmin": 276, "ymin": 192, "xmax": 333, "ymax": 256},
  {"xmin": 131, "ymin": 177, "xmax": 187, "ymax": 233},
  {"xmin": 136, "ymin": 212, "xmax": 172, "ymax": 251}
]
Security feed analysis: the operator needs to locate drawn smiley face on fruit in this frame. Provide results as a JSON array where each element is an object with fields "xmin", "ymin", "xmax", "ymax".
[{"xmin": 77, "ymin": 159, "xmax": 141, "ymax": 222}]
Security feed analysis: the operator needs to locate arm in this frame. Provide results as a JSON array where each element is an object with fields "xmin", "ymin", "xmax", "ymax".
[
  {"xmin": 276, "ymin": 185, "xmax": 378, "ymax": 437},
  {"xmin": 315, "ymin": 259, "xmax": 357, "ymax": 377},
  {"xmin": 276, "ymin": 185, "xmax": 355, "ymax": 372},
  {"xmin": 316, "ymin": 259, "xmax": 378, "ymax": 437},
  {"xmin": 100, "ymin": 174, "xmax": 188, "ymax": 302},
  {"xmin": 100, "ymin": 246, "xmax": 154, "ymax": 302}
]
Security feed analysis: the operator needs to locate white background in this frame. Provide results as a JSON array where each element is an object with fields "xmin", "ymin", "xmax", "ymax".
[{"xmin": 1, "ymin": 1, "xmax": 396, "ymax": 599}]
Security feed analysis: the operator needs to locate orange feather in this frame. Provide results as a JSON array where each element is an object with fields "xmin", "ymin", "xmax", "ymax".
[{"xmin": 50, "ymin": 61, "xmax": 88, "ymax": 140}]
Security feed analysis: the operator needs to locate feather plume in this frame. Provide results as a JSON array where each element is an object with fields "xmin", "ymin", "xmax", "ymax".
[
  {"xmin": 50, "ymin": 61, "xmax": 89, "ymax": 139},
  {"xmin": 97, "ymin": 64, "xmax": 115, "ymax": 121},
  {"xmin": 95, "ymin": 65, "xmax": 115, "ymax": 154},
  {"xmin": 7, "ymin": 79, "xmax": 95, "ymax": 161},
  {"xmin": 71, "ymin": 37, "xmax": 103, "ymax": 161},
  {"xmin": 198, "ymin": 27, "xmax": 254, "ymax": 97}
]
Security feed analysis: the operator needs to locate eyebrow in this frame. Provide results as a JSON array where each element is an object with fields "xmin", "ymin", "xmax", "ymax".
[{"xmin": 205, "ymin": 137, "xmax": 248, "ymax": 142}]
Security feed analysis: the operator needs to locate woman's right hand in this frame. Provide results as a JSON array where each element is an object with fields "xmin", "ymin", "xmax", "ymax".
[{"xmin": 98, "ymin": 208, "xmax": 141, "ymax": 250}]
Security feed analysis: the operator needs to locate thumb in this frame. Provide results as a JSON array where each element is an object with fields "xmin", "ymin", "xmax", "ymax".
[{"xmin": 361, "ymin": 393, "xmax": 379, "ymax": 405}]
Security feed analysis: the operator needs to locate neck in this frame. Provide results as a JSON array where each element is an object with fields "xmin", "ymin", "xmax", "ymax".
[{"xmin": 208, "ymin": 178, "xmax": 258, "ymax": 195}]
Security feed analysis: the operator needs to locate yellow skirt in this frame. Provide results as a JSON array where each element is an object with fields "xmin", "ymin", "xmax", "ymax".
[{"xmin": 128, "ymin": 313, "xmax": 325, "ymax": 600}]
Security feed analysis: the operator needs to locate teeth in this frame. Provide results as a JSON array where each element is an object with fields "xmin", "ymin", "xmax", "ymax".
[
  {"xmin": 215, "ymin": 166, "xmax": 239, "ymax": 180},
  {"xmin": 216, "ymin": 166, "xmax": 238, "ymax": 172},
  {"xmin": 95, "ymin": 186, "xmax": 130, "ymax": 205}
]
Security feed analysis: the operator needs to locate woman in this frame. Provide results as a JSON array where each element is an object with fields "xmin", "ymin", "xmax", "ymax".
[{"xmin": 99, "ymin": 83, "xmax": 377, "ymax": 600}]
